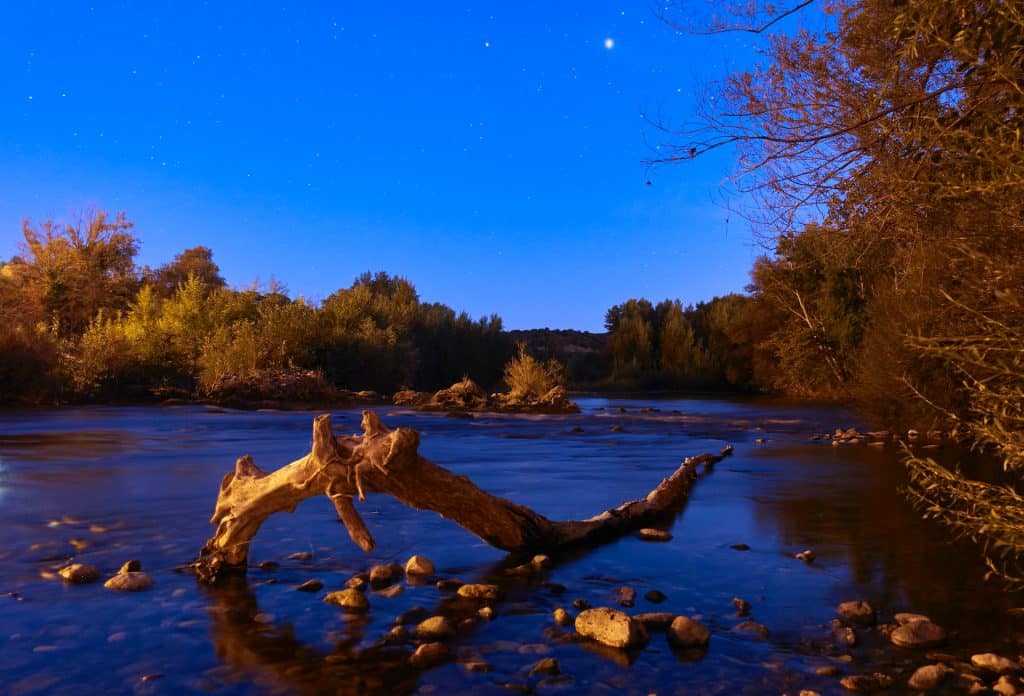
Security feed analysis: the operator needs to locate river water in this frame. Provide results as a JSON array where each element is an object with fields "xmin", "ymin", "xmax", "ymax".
[{"xmin": 1, "ymin": 397, "xmax": 1022, "ymax": 694}]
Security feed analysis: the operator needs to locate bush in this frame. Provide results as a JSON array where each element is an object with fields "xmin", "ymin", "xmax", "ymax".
[{"xmin": 503, "ymin": 343, "xmax": 563, "ymax": 399}]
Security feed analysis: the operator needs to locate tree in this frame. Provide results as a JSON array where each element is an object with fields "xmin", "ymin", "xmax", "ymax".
[
  {"xmin": 663, "ymin": 0, "xmax": 1024, "ymax": 576},
  {"xmin": 147, "ymin": 246, "xmax": 225, "ymax": 298},
  {"xmin": 17, "ymin": 211, "xmax": 140, "ymax": 336}
]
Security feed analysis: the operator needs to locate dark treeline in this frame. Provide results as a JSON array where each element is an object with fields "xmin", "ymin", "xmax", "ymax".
[{"xmin": 0, "ymin": 213, "xmax": 511, "ymax": 404}]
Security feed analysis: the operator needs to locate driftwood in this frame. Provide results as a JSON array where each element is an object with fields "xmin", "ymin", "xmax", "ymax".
[{"xmin": 194, "ymin": 411, "xmax": 731, "ymax": 583}]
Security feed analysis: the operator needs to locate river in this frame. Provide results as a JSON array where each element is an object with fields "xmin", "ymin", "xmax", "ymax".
[{"xmin": 1, "ymin": 397, "xmax": 1022, "ymax": 694}]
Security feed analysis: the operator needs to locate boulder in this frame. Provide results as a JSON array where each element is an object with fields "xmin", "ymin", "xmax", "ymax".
[
  {"xmin": 118, "ymin": 560, "xmax": 142, "ymax": 574},
  {"xmin": 324, "ymin": 589, "xmax": 369, "ymax": 612},
  {"xmin": 971, "ymin": 653, "xmax": 1020, "ymax": 674},
  {"xmin": 907, "ymin": 664, "xmax": 952, "ymax": 690},
  {"xmin": 403, "ymin": 552, "xmax": 432, "ymax": 577},
  {"xmin": 553, "ymin": 608, "xmax": 572, "ymax": 626},
  {"xmin": 415, "ymin": 616, "xmax": 456, "ymax": 641},
  {"xmin": 667, "ymin": 616, "xmax": 710, "ymax": 649},
  {"xmin": 837, "ymin": 600, "xmax": 876, "ymax": 626},
  {"xmin": 634, "ymin": 612, "xmax": 676, "ymax": 631},
  {"xmin": 369, "ymin": 562, "xmax": 403, "ymax": 587},
  {"xmin": 645, "ymin": 589, "xmax": 667, "ymax": 603},
  {"xmin": 409, "ymin": 642, "xmax": 449, "ymax": 668},
  {"xmin": 575, "ymin": 607, "xmax": 649, "ymax": 649},
  {"xmin": 104, "ymin": 571, "xmax": 154, "ymax": 592},
  {"xmin": 890, "ymin": 619, "xmax": 946, "ymax": 648}
]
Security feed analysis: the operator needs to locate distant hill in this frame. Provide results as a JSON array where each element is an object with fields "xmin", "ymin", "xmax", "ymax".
[{"xmin": 507, "ymin": 329, "xmax": 609, "ymax": 385}]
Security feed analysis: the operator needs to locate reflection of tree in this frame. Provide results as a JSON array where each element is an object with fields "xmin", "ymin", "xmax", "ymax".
[
  {"xmin": 749, "ymin": 447, "xmax": 1024, "ymax": 636},
  {"xmin": 201, "ymin": 576, "xmax": 419, "ymax": 695}
]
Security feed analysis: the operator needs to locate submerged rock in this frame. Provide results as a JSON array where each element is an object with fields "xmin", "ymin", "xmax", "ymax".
[
  {"xmin": 575, "ymin": 607, "xmax": 648, "ymax": 649},
  {"xmin": 409, "ymin": 642, "xmax": 449, "ymax": 668},
  {"xmin": 296, "ymin": 579, "xmax": 323, "ymax": 592},
  {"xmin": 553, "ymin": 608, "xmax": 572, "ymax": 626},
  {"xmin": 530, "ymin": 657, "xmax": 560, "ymax": 676},
  {"xmin": 634, "ymin": 612, "xmax": 676, "ymax": 631},
  {"xmin": 58, "ymin": 563, "xmax": 101, "ymax": 584},
  {"xmin": 837, "ymin": 601, "xmax": 876, "ymax": 626},
  {"xmin": 457, "ymin": 583, "xmax": 501, "ymax": 601},
  {"xmin": 667, "ymin": 616, "xmax": 710, "ymax": 649},
  {"xmin": 324, "ymin": 589, "xmax": 369, "ymax": 612},
  {"xmin": 395, "ymin": 606, "xmax": 431, "ymax": 625},
  {"xmin": 645, "ymin": 589, "xmax": 667, "ymax": 604},
  {"xmin": 732, "ymin": 597, "xmax": 751, "ymax": 616},
  {"xmin": 840, "ymin": 673, "xmax": 894, "ymax": 692},
  {"xmin": 614, "ymin": 586, "xmax": 636, "ymax": 607},
  {"xmin": 733, "ymin": 620, "xmax": 770, "ymax": 639}
]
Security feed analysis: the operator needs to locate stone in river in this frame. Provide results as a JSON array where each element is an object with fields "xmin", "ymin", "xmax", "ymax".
[
  {"xmin": 369, "ymin": 562, "xmax": 403, "ymax": 587},
  {"xmin": 667, "ymin": 616, "xmax": 710, "ymax": 649},
  {"xmin": 415, "ymin": 616, "xmax": 456, "ymax": 641},
  {"xmin": 575, "ymin": 607, "xmax": 648, "ymax": 649},
  {"xmin": 645, "ymin": 589, "xmax": 667, "ymax": 603},
  {"xmin": 404, "ymin": 555, "xmax": 435, "ymax": 576},
  {"xmin": 890, "ymin": 619, "xmax": 946, "ymax": 648},
  {"xmin": 296, "ymin": 579, "xmax": 323, "ymax": 592},
  {"xmin": 634, "ymin": 612, "xmax": 675, "ymax": 631},
  {"xmin": 118, "ymin": 560, "xmax": 141, "ymax": 574},
  {"xmin": 837, "ymin": 600, "xmax": 876, "ymax": 626},
  {"xmin": 58, "ymin": 563, "xmax": 101, "ymax": 584},
  {"xmin": 104, "ymin": 571, "xmax": 154, "ymax": 591},
  {"xmin": 732, "ymin": 597, "xmax": 751, "ymax": 616},
  {"xmin": 553, "ymin": 608, "xmax": 572, "ymax": 626},
  {"xmin": 324, "ymin": 589, "xmax": 369, "ymax": 612},
  {"xmin": 637, "ymin": 528, "xmax": 672, "ymax": 542},
  {"xmin": 409, "ymin": 642, "xmax": 449, "ymax": 668},
  {"xmin": 529, "ymin": 657, "xmax": 560, "ymax": 676},
  {"xmin": 457, "ymin": 583, "xmax": 501, "ymax": 601},
  {"xmin": 971, "ymin": 653, "xmax": 1020, "ymax": 673},
  {"xmin": 907, "ymin": 664, "xmax": 952, "ymax": 690}
]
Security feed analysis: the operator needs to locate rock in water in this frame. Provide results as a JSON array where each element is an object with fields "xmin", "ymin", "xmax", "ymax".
[
  {"xmin": 529, "ymin": 657, "xmax": 560, "ymax": 676},
  {"xmin": 634, "ymin": 613, "xmax": 676, "ymax": 631},
  {"xmin": 409, "ymin": 642, "xmax": 449, "ymax": 668},
  {"xmin": 971, "ymin": 653, "xmax": 1020, "ymax": 673},
  {"xmin": 296, "ymin": 579, "xmax": 323, "ymax": 592},
  {"xmin": 404, "ymin": 555, "xmax": 435, "ymax": 576},
  {"xmin": 457, "ymin": 583, "xmax": 501, "ymax": 601},
  {"xmin": 637, "ymin": 528, "xmax": 672, "ymax": 542},
  {"xmin": 907, "ymin": 664, "xmax": 952, "ymax": 690},
  {"xmin": 118, "ymin": 560, "xmax": 142, "ymax": 574},
  {"xmin": 553, "ymin": 608, "xmax": 572, "ymax": 626},
  {"xmin": 58, "ymin": 563, "xmax": 101, "ymax": 584},
  {"xmin": 667, "ymin": 616, "xmax": 710, "ymax": 649},
  {"xmin": 369, "ymin": 562, "xmax": 403, "ymax": 587},
  {"xmin": 837, "ymin": 600, "xmax": 876, "ymax": 626},
  {"xmin": 415, "ymin": 616, "xmax": 456, "ymax": 641},
  {"xmin": 645, "ymin": 589, "xmax": 667, "ymax": 603},
  {"xmin": 574, "ymin": 607, "xmax": 648, "ymax": 649},
  {"xmin": 324, "ymin": 589, "xmax": 369, "ymax": 612},
  {"xmin": 104, "ymin": 571, "xmax": 154, "ymax": 592},
  {"xmin": 890, "ymin": 619, "xmax": 946, "ymax": 648}
]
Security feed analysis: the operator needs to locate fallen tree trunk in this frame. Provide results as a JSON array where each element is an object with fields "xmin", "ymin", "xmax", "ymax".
[{"xmin": 194, "ymin": 411, "xmax": 731, "ymax": 583}]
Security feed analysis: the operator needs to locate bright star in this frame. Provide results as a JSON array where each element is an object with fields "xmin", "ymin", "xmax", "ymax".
[{"xmin": 604, "ymin": 37, "xmax": 615, "ymax": 50}]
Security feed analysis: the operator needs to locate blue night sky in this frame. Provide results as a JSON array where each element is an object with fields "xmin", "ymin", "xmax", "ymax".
[{"xmin": 1, "ymin": 2, "xmax": 775, "ymax": 331}]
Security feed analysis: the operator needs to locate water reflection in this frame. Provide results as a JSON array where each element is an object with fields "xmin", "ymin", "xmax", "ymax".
[{"xmin": 202, "ymin": 576, "xmax": 418, "ymax": 695}]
